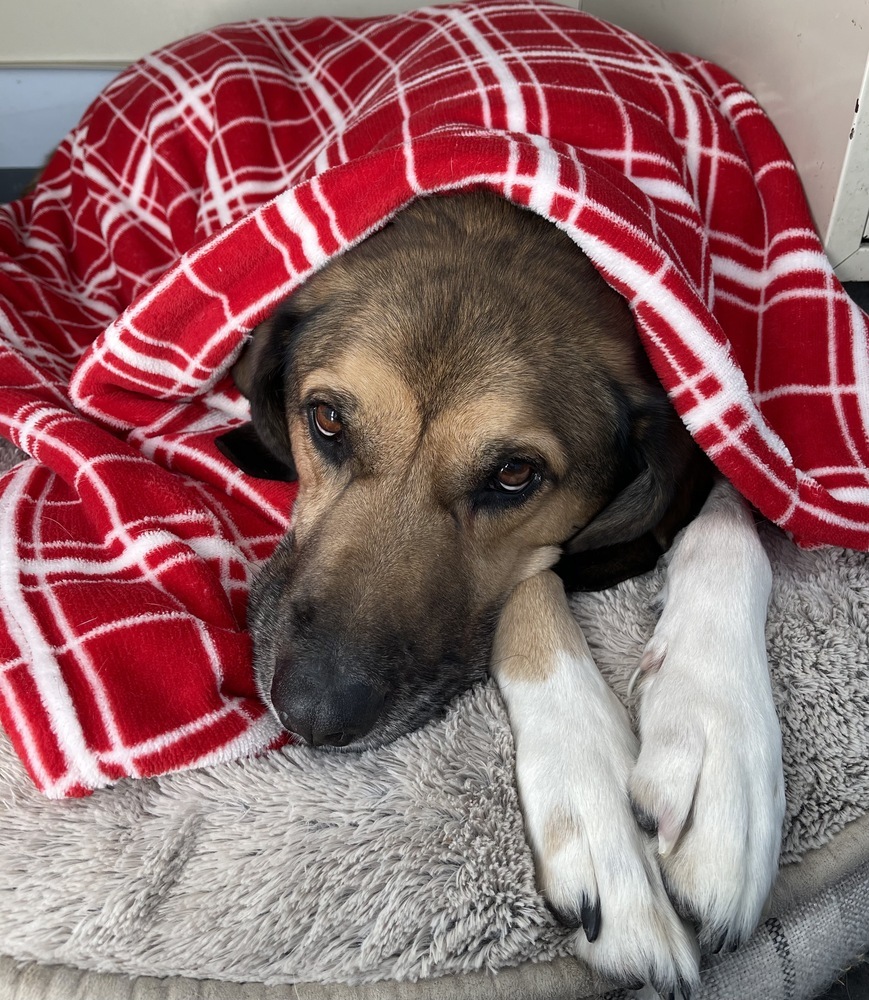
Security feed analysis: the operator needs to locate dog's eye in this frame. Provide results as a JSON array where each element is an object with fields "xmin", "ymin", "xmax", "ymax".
[
  {"xmin": 493, "ymin": 460, "xmax": 535, "ymax": 493},
  {"xmin": 473, "ymin": 456, "xmax": 542, "ymax": 512},
  {"xmin": 311, "ymin": 403, "xmax": 343, "ymax": 439}
]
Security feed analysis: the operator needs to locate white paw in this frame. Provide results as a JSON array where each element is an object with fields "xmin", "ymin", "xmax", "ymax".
[
  {"xmin": 557, "ymin": 818, "xmax": 699, "ymax": 995},
  {"xmin": 630, "ymin": 531, "xmax": 785, "ymax": 952},
  {"xmin": 515, "ymin": 670, "xmax": 699, "ymax": 992}
]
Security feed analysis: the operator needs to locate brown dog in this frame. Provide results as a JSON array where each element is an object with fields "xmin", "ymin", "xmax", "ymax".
[
  {"xmin": 219, "ymin": 193, "xmax": 709, "ymax": 745},
  {"xmin": 218, "ymin": 192, "xmax": 784, "ymax": 994}
]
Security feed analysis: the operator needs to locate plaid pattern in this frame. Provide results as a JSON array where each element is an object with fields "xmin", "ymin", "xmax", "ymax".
[{"xmin": 1, "ymin": 0, "xmax": 868, "ymax": 796}]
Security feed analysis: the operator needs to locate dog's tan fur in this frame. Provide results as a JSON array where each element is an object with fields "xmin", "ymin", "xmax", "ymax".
[
  {"xmin": 493, "ymin": 567, "xmax": 581, "ymax": 684},
  {"xmin": 218, "ymin": 191, "xmax": 708, "ymax": 746}
]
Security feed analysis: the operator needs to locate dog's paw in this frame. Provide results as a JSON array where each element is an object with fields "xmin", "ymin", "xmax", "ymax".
[
  {"xmin": 519, "ymin": 738, "xmax": 699, "ymax": 992},
  {"xmin": 630, "ymin": 628, "xmax": 785, "ymax": 953},
  {"xmin": 557, "ymin": 826, "xmax": 699, "ymax": 995},
  {"xmin": 492, "ymin": 573, "xmax": 699, "ymax": 992}
]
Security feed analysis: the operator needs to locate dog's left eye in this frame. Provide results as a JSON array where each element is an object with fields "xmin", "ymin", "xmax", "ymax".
[
  {"xmin": 492, "ymin": 460, "xmax": 536, "ymax": 494},
  {"xmin": 310, "ymin": 403, "xmax": 343, "ymax": 439}
]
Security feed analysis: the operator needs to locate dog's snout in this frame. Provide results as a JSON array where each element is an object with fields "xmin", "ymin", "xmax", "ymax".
[{"xmin": 271, "ymin": 659, "xmax": 386, "ymax": 748}]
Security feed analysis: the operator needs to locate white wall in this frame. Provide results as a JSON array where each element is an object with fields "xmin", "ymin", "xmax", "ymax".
[
  {"xmin": 0, "ymin": 0, "xmax": 577, "ymax": 64},
  {"xmin": 0, "ymin": 69, "xmax": 118, "ymax": 168}
]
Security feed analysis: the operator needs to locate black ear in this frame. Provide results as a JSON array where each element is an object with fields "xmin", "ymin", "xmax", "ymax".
[
  {"xmin": 215, "ymin": 423, "xmax": 297, "ymax": 481},
  {"xmin": 216, "ymin": 307, "xmax": 300, "ymax": 481},
  {"xmin": 564, "ymin": 395, "xmax": 696, "ymax": 554}
]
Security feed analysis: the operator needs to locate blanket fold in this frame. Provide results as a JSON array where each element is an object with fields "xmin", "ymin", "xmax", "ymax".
[{"xmin": 1, "ymin": 0, "xmax": 868, "ymax": 796}]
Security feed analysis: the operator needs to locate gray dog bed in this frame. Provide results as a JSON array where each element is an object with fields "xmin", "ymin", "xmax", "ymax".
[{"xmin": 0, "ymin": 438, "xmax": 867, "ymax": 1000}]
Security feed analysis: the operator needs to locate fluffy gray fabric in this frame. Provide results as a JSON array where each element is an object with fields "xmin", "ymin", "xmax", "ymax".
[{"xmin": 0, "ymin": 443, "xmax": 867, "ymax": 986}]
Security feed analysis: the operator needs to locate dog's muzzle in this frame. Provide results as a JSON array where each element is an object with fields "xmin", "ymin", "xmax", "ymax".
[{"xmin": 248, "ymin": 531, "xmax": 492, "ymax": 750}]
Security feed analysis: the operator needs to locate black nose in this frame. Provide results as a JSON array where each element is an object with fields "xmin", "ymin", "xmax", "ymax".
[{"xmin": 270, "ymin": 660, "xmax": 386, "ymax": 747}]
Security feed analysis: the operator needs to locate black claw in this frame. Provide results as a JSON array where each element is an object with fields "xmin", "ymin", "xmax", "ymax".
[
  {"xmin": 580, "ymin": 895, "xmax": 601, "ymax": 943},
  {"xmin": 727, "ymin": 938, "xmax": 740, "ymax": 954},
  {"xmin": 544, "ymin": 892, "xmax": 603, "ymax": 943},
  {"xmin": 666, "ymin": 990, "xmax": 676, "ymax": 1000}
]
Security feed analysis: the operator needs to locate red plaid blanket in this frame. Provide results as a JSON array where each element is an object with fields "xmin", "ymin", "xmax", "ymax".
[{"xmin": 2, "ymin": 1, "xmax": 868, "ymax": 797}]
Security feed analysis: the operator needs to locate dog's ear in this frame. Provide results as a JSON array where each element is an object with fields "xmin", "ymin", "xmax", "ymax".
[
  {"xmin": 215, "ymin": 311, "xmax": 299, "ymax": 482},
  {"xmin": 564, "ymin": 393, "xmax": 695, "ymax": 554},
  {"xmin": 215, "ymin": 423, "xmax": 296, "ymax": 481}
]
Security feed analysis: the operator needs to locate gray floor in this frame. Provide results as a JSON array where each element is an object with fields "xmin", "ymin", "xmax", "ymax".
[
  {"xmin": 1, "ymin": 165, "xmax": 867, "ymax": 999},
  {"xmin": 0, "ymin": 170, "xmax": 34, "ymax": 202}
]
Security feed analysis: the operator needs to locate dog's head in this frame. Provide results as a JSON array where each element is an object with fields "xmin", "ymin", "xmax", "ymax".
[{"xmin": 218, "ymin": 193, "xmax": 692, "ymax": 749}]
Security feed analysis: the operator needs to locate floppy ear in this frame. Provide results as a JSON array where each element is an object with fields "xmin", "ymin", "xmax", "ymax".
[
  {"xmin": 215, "ymin": 423, "xmax": 296, "ymax": 481},
  {"xmin": 214, "ymin": 311, "xmax": 299, "ymax": 482},
  {"xmin": 564, "ymin": 395, "xmax": 696, "ymax": 554}
]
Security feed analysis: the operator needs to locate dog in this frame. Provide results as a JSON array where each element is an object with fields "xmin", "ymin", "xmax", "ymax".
[{"xmin": 217, "ymin": 191, "xmax": 785, "ymax": 995}]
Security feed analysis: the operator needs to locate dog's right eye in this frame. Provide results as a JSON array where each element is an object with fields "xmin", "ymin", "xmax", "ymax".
[
  {"xmin": 494, "ymin": 460, "xmax": 535, "ymax": 493},
  {"xmin": 471, "ymin": 455, "xmax": 543, "ymax": 512},
  {"xmin": 310, "ymin": 403, "xmax": 344, "ymax": 440}
]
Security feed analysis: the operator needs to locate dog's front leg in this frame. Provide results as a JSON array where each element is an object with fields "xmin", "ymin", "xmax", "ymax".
[
  {"xmin": 630, "ymin": 479, "xmax": 785, "ymax": 953},
  {"xmin": 492, "ymin": 571, "xmax": 698, "ymax": 993}
]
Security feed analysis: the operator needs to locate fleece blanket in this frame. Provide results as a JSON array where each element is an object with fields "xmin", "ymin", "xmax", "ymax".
[{"xmin": 1, "ymin": 0, "xmax": 868, "ymax": 797}]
